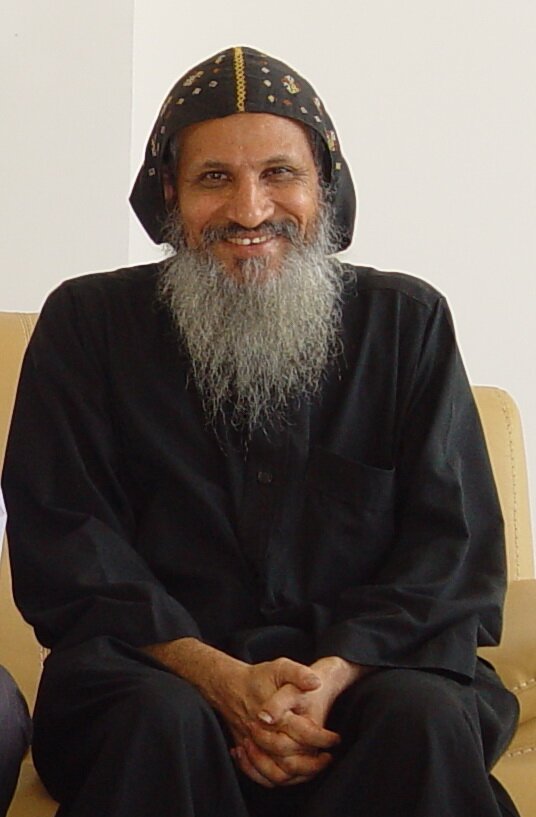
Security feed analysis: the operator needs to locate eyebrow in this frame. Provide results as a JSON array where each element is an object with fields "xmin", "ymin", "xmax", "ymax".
[
  {"xmin": 262, "ymin": 154, "xmax": 298, "ymax": 165},
  {"xmin": 193, "ymin": 154, "xmax": 300, "ymax": 171}
]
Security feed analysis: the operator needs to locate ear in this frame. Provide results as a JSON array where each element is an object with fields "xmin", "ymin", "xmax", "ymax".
[{"xmin": 162, "ymin": 171, "xmax": 177, "ymax": 208}]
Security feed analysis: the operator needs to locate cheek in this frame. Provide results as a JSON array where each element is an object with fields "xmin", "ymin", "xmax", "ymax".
[
  {"xmin": 178, "ymin": 200, "xmax": 212, "ymax": 246},
  {"xmin": 286, "ymin": 190, "xmax": 319, "ymax": 232}
]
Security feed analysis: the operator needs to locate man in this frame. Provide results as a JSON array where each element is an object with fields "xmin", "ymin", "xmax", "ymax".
[
  {"xmin": 2, "ymin": 47, "xmax": 520, "ymax": 816},
  {"xmin": 0, "ymin": 491, "xmax": 32, "ymax": 816}
]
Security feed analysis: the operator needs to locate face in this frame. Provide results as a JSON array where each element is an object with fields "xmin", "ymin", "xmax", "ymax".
[{"xmin": 172, "ymin": 113, "xmax": 320, "ymax": 282}]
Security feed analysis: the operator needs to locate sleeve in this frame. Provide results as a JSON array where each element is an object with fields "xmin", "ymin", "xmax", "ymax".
[
  {"xmin": 2, "ymin": 283, "xmax": 202, "ymax": 649},
  {"xmin": 316, "ymin": 296, "xmax": 506, "ymax": 681}
]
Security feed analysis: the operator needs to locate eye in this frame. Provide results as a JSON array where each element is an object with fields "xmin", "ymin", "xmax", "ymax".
[
  {"xmin": 198, "ymin": 170, "xmax": 229, "ymax": 187},
  {"xmin": 264, "ymin": 166, "xmax": 293, "ymax": 179}
]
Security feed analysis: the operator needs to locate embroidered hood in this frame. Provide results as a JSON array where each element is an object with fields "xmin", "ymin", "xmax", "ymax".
[{"xmin": 130, "ymin": 46, "xmax": 356, "ymax": 251}]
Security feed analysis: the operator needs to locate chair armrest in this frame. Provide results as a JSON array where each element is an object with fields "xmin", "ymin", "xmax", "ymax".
[{"xmin": 479, "ymin": 579, "xmax": 536, "ymax": 725}]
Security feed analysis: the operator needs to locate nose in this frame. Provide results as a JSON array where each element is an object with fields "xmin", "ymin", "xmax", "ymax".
[{"xmin": 224, "ymin": 174, "xmax": 275, "ymax": 229}]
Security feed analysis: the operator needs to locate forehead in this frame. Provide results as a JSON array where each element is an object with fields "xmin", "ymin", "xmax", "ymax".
[{"xmin": 176, "ymin": 112, "xmax": 316, "ymax": 169}]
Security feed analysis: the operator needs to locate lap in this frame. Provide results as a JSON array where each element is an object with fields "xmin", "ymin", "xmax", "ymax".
[
  {"xmin": 35, "ymin": 636, "xmax": 210, "ymax": 718},
  {"xmin": 33, "ymin": 637, "xmax": 226, "ymax": 801},
  {"xmin": 35, "ymin": 641, "xmax": 518, "ymax": 770},
  {"xmin": 327, "ymin": 662, "xmax": 518, "ymax": 770},
  {"xmin": 34, "ymin": 642, "xmax": 518, "ymax": 817}
]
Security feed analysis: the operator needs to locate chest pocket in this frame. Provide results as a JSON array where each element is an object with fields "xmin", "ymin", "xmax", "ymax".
[
  {"xmin": 307, "ymin": 446, "xmax": 394, "ymax": 509},
  {"xmin": 302, "ymin": 447, "xmax": 396, "ymax": 599}
]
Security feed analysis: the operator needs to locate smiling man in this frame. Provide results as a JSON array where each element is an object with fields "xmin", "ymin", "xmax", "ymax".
[
  {"xmin": 159, "ymin": 111, "xmax": 342, "ymax": 433},
  {"xmin": 2, "ymin": 47, "xmax": 520, "ymax": 817},
  {"xmin": 172, "ymin": 113, "xmax": 321, "ymax": 277}
]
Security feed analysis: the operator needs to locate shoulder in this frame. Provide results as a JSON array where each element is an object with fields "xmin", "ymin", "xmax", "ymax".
[
  {"xmin": 33, "ymin": 263, "xmax": 166, "ymax": 360},
  {"xmin": 342, "ymin": 264, "xmax": 446, "ymax": 312},
  {"xmin": 39, "ymin": 263, "xmax": 162, "ymax": 327},
  {"xmin": 337, "ymin": 265, "xmax": 456, "ymax": 360},
  {"xmin": 47, "ymin": 262, "xmax": 160, "ymax": 306}
]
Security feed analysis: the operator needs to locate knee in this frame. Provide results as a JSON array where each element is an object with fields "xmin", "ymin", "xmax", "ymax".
[
  {"xmin": 116, "ymin": 672, "xmax": 221, "ymax": 746},
  {"xmin": 350, "ymin": 669, "xmax": 473, "ymax": 738}
]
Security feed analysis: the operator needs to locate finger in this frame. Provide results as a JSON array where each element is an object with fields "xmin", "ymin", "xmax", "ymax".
[
  {"xmin": 233, "ymin": 746, "xmax": 276, "ymax": 788},
  {"xmin": 240, "ymin": 741, "xmax": 293, "ymax": 787},
  {"xmin": 269, "ymin": 747, "xmax": 333, "ymax": 778},
  {"xmin": 273, "ymin": 658, "xmax": 321, "ymax": 693},
  {"xmin": 258, "ymin": 683, "xmax": 308, "ymax": 726},
  {"xmin": 248, "ymin": 721, "xmax": 313, "ymax": 758},
  {"xmin": 255, "ymin": 705, "xmax": 341, "ymax": 751},
  {"xmin": 280, "ymin": 712, "xmax": 341, "ymax": 750},
  {"xmin": 237, "ymin": 754, "xmax": 322, "ymax": 789},
  {"xmin": 279, "ymin": 752, "xmax": 333, "ymax": 785},
  {"xmin": 244, "ymin": 738, "xmax": 332, "ymax": 781},
  {"xmin": 280, "ymin": 773, "xmax": 319, "ymax": 787}
]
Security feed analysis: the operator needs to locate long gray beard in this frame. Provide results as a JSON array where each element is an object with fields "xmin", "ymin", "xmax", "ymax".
[{"xmin": 159, "ymin": 208, "xmax": 345, "ymax": 434}]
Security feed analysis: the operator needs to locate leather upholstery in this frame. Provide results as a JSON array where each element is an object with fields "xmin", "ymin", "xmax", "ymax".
[{"xmin": 0, "ymin": 312, "xmax": 534, "ymax": 816}]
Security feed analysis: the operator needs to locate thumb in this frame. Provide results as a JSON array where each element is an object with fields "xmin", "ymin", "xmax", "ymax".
[
  {"xmin": 275, "ymin": 658, "xmax": 321, "ymax": 692},
  {"xmin": 258, "ymin": 683, "xmax": 303, "ymax": 726}
]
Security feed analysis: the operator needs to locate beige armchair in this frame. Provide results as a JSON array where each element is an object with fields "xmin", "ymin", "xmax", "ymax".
[{"xmin": 0, "ymin": 312, "xmax": 535, "ymax": 816}]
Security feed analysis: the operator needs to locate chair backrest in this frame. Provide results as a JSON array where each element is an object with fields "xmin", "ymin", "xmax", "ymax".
[
  {"xmin": 472, "ymin": 386, "xmax": 534, "ymax": 580},
  {"xmin": 0, "ymin": 312, "xmax": 533, "ymax": 710},
  {"xmin": 0, "ymin": 313, "xmax": 42, "ymax": 708}
]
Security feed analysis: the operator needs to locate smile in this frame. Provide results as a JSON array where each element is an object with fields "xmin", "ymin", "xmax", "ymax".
[{"xmin": 225, "ymin": 235, "xmax": 272, "ymax": 246}]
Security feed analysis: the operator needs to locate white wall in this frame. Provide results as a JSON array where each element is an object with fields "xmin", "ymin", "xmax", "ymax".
[
  {"xmin": 1, "ymin": 0, "xmax": 134, "ymax": 310},
  {"xmin": 129, "ymin": 0, "xmax": 536, "ymax": 550},
  {"xmin": 2, "ymin": 1, "xmax": 534, "ymax": 550}
]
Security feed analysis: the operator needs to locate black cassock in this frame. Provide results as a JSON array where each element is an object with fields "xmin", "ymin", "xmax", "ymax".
[{"xmin": 2, "ymin": 264, "xmax": 520, "ymax": 816}]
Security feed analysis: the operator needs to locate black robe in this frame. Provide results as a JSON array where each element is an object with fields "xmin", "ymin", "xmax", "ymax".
[
  {"xmin": 3, "ymin": 263, "xmax": 508, "ymax": 675},
  {"xmin": 3, "ymin": 263, "xmax": 520, "ymax": 816}
]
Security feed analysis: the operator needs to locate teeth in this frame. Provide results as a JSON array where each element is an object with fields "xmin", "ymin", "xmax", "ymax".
[{"xmin": 227, "ymin": 235, "xmax": 270, "ymax": 246}]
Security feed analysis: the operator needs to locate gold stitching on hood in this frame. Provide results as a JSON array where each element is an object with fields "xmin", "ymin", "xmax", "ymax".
[{"xmin": 233, "ymin": 47, "xmax": 246, "ymax": 112}]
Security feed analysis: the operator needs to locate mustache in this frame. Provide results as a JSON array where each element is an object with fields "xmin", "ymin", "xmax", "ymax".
[{"xmin": 200, "ymin": 220, "xmax": 301, "ymax": 246}]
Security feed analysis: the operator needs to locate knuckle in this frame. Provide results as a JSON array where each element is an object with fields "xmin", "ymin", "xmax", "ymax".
[
  {"xmin": 259, "ymin": 731, "xmax": 278, "ymax": 750},
  {"xmin": 274, "ymin": 657, "xmax": 287, "ymax": 672},
  {"xmin": 286, "ymin": 775, "xmax": 312, "ymax": 787},
  {"xmin": 279, "ymin": 756, "xmax": 303, "ymax": 775},
  {"xmin": 270, "ymin": 740, "xmax": 291, "ymax": 758},
  {"xmin": 260, "ymin": 733, "xmax": 278, "ymax": 750},
  {"xmin": 266, "ymin": 764, "xmax": 289, "ymax": 784},
  {"xmin": 277, "ymin": 737, "xmax": 297, "ymax": 755},
  {"xmin": 256, "ymin": 774, "xmax": 275, "ymax": 788}
]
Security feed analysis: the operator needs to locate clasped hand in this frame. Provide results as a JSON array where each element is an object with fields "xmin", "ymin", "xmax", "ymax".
[
  {"xmin": 220, "ymin": 657, "xmax": 353, "ymax": 788},
  {"xmin": 142, "ymin": 638, "xmax": 365, "ymax": 789}
]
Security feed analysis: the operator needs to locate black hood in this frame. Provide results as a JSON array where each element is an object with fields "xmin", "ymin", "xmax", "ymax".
[{"xmin": 130, "ymin": 46, "xmax": 356, "ymax": 251}]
